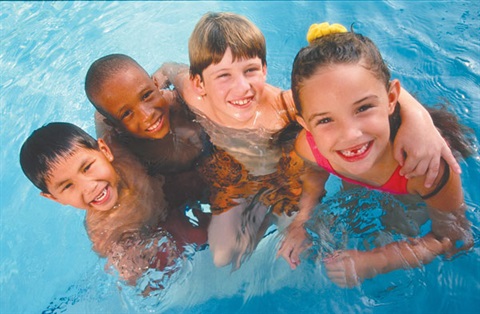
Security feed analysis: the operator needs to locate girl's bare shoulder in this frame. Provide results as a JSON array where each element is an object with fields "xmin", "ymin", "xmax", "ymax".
[{"xmin": 295, "ymin": 130, "xmax": 316, "ymax": 164}]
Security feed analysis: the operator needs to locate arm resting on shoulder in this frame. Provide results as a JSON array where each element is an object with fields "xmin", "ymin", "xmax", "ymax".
[
  {"xmin": 395, "ymin": 87, "xmax": 460, "ymax": 187},
  {"xmin": 152, "ymin": 62, "xmax": 191, "ymax": 97},
  {"xmin": 277, "ymin": 131, "xmax": 330, "ymax": 269}
]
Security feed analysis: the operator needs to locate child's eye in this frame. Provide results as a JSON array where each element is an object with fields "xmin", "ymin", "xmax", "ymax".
[
  {"xmin": 357, "ymin": 104, "xmax": 373, "ymax": 113},
  {"xmin": 217, "ymin": 73, "xmax": 230, "ymax": 79},
  {"xmin": 62, "ymin": 183, "xmax": 72, "ymax": 192},
  {"xmin": 83, "ymin": 161, "xmax": 94, "ymax": 173},
  {"xmin": 142, "ymin": 90, "xmax": 153, "ymax": 101},
  {"xmin": 245, "ymin": 66, "xmax": 260, "ymax": 74},
  {"xmin": 315, "ymin": 117, "xmax": 332, "ymax": 125},
  {"xmin": 120, "ymin": 109, "xmax": 133, "ymax": 120}
]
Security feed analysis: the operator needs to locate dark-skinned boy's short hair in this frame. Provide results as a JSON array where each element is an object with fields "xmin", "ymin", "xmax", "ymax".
[
  {"xmin": 85, "ymin": 53, "xmax": 146, "ymax": 121},
  {"xmin": 19, "ymin": 122, "xmax": 99, "ymax": 193}
]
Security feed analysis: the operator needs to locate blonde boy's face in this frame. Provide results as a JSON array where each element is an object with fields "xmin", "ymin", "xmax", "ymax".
[
  {"xmin": 41, "ymin": 139, "xmax": 120, "ymax": 212},
  {"xmin": 297, "ymin": 63, "xmax": 399, "ymax": 177},
  {"xmin": 196, "ymin": 47, "xmax": 267, "ymax": 127},
  {"xmin": 92, "ymin": 64, "xmax": 171, "ymax": 139}
]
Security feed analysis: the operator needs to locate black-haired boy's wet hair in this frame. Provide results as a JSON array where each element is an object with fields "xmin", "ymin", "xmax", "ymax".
[{"xmin": 20, "ymin": 122, "xmax": 99, "ymax": 193}]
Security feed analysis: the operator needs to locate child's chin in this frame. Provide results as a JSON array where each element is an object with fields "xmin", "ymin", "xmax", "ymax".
[
  {"xmin": 146, "ymin": 126, "xmax": 170, "ymax": 140},
  {"xmin": 92, "ymin": 198, "xmax": 118, "ymax": 212}
]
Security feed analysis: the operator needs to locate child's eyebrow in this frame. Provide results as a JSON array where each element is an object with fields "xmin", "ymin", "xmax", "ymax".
[
  {"xmin": 53, "ymin": 178, "xmax": 69, "ymax": 190},
  {"xmin": 209, "ymin": 67, "xmax": 230, "ymax": 75},
  {"xmin": 307, "ymin": 95, "xmax": 379, "ymax": 122},
  {"xmin": 308, "ymin": 112, "xmax": 328, "ymax": 122},
  {"xmin": 138, "ymin": 86, "xmax": 150, "ymax": 97},
  {"xmin": 245, "ymin": 60, "xmax": 262, "ymax": 67},
  {"xmin": 353, "ymin": 95, "xmax": 377, "ymax": 105},
  {"xmin": 79, "ymin": 157, "xmax": 91, "ymax": 171}
]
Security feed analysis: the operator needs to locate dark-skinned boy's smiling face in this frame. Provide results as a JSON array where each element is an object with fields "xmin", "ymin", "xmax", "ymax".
[{"xmin": 93, "ymin": 64, "xmax": 171, "ymax": 140}]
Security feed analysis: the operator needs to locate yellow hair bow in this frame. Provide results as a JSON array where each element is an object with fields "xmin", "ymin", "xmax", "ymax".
[{"xmin": 306, "ymin": 22, "xmax": 348, "ymax": 44}]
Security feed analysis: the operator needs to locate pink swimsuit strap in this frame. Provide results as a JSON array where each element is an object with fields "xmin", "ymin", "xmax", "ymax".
[{"xmin": 305, "ymin": 131, "xmax": 408, "ymax": 194}]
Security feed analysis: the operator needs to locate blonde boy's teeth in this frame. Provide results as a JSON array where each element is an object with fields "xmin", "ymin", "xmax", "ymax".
[{"xmin": 231, "ymin": 99, "xmax": 249, "ymax": 106}]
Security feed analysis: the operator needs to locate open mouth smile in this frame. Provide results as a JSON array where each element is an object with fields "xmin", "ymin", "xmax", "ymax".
[
  {"xmin": 337, "ymin": 141, "xmax": 373, "ymax": 162},
  {"xmin": 146, "ymin": 115, "xmax": 164, "ymax": 133},
  {"xmin": 228, "ymin": 97, "xmax": 253, "ymax": 108},
  {"xmin": 90, "ymin": 186, "xmax": 110, "ymax": 206}
]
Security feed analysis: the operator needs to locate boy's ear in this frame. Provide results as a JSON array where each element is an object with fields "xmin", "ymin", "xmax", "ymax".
[
  {"xmin": 40, "ymin": 192, "xmax": 57, "ymax": 201},
  {"xmin": 388, "ymin": 79, "xmax": 401, "ymax": 114},
  {"xmin": 192, "ymin": 74, "xmax": 206, "ymax": 96},
  {"xmin": 97, "ymin": 138, "xmax": 114, "ymax": 162}
]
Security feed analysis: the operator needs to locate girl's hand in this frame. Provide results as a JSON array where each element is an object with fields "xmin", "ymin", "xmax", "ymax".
[
  {"xmin": 152, "ymin": 68, "xmax": 170, "ymax": 90},
  {"xmin": 323, "ymin": 250, "xmax": 377, "ymax": 288},
  {"xmin": 152, "ymin": 62, "xmax": 189, "ymax": 91},
  {"xmin": 277, "ymin": 220, "xmax": 311, "ymax": 269}
]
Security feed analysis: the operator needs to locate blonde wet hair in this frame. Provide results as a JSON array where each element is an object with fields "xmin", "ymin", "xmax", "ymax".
[{"xmin": 188, "ymin": 12, "xmax": 266, "ymax": 78}]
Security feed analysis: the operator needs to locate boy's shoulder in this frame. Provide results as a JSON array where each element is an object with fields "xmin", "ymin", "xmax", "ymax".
[{"xmin": 262, "ymin": 84, "xmax": 296, "ymax": 122}]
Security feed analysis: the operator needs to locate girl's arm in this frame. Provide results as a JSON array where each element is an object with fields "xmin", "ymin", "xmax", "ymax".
[
  {"xmin": 324, "ymin": 163, "xmax": 472, "ymax": 288},
  {"xmin": 323, "ymin": 233, "xmax": 451, "ymax": 288},
  {"xmin": 152, "ymin": 63, "xmax": 197, "ymax": 104},
  {"xmin": 395, "ymin": 88, "xmax": 461, "ymax": 187},
  {"xmin": 277, "ymin": 131, "xmax": 330, "ymax": 269},
  {"xmin": 410, "ymin": 161, "xmax": 472, "ymax": 256}
]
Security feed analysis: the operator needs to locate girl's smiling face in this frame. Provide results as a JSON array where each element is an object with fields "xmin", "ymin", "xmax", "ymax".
[
  {"xmin": 41, "ymin": 139, "xmax": 120, "ymax": 212},
  {"xmin": 194, "ymin": 47, "xmax": 267, "ymax": 128},
  {"xmin": 297, "ymin": 63, "xmax": 400, "ymax": 178}
]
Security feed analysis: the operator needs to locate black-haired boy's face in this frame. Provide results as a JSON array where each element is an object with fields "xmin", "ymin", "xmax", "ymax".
[
  {"xmin": 92, "ymin": 64, "xmax": 171, "ymax": 139},
  {"xmin": 41, "ymin": 139, "xmax": 120, "ymax": 212}
]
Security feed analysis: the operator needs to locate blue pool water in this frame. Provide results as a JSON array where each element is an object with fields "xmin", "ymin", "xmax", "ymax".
[{"xmin": 1, "ymin": 1, "xmax": 479, "ymax": 313}]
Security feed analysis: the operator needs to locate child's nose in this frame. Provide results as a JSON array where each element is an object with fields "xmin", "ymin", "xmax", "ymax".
[
  {"xmin": 138, "ymin": 104, "xmax": 154, "ymax": 122},
  {"xmin": 82, "ymin": 180, "xmax": 98, "ymax": 200},
  {"xmin": 340, "ymin": 120, "xmax": 362, "ymax": 140},
  {"xmin": 235, "ymin": 74, "xmax": 250, "ymax": 91}
]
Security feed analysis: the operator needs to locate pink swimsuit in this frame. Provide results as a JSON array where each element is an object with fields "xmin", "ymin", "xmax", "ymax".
[{"xmin": 306, "ymin": 131, "xmax": 409, "ymax": 194}]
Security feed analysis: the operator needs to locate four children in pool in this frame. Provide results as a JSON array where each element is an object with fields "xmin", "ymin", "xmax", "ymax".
[{"xmin": 19, "ymin": 11, "xmax": 473, "ymax": 288}]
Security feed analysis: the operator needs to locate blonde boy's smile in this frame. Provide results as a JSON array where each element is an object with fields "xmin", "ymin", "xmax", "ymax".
[
  {"xmin": 198, "ymin": 47, "xmax": 267, "ymax": 128},
  {"xmin": 228, "ymin": 96, "xmax": 254, "ymax": 108}
]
